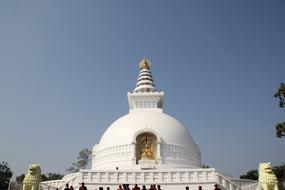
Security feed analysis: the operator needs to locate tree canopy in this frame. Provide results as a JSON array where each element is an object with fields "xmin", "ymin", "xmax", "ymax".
[
  {"xmin": 41, "ymin": 173, "xmax": 64, "ymax": 181},
  {"xmin": 240, "ymin": 169, "xmax": 258, "ymax": 180},
  {"xmin": 274, "ymin": 83, "xmax": 285, "ymax": 108},
  {"xmin": 274, "ymin": 83, "xmax": 285, "ymax": 138},
  {"xmin": 273, "ymin": 164, "xmax": 285, "ymax": 182},
  {"xmin": 66, "ymin": 148, "xmax": 92, "ymax": 173},
  {"xmin": 0, "ymin": 162, "xmax": 13, "ymax": 190},
  {"xmin": 15, "ymin": 174, "xmax": 25, "ymax": 184}
]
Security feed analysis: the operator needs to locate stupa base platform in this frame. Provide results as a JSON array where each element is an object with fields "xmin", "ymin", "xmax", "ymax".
[{"xmin": 40, "ymin": 168, "xmax": 257, "ymax": 190}]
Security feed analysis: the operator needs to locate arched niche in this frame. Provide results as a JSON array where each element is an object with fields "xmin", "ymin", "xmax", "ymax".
[
  {"xmin": 132, "ymin": 128, "xmax": 161, "ymax": 165},
  {"xmin": 135, "ymin": 132, "xmax": 157, "ymax": 164}
]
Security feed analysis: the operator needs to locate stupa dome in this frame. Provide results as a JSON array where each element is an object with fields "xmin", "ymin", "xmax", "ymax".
[{"xmin": 99, "ymin": 110, "xmax": 197, "ymax": 152}]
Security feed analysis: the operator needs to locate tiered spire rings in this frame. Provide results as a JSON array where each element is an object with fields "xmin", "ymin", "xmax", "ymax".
[{"xmin": 134, "ymin": 58, "xmax": 156, "ymax": 92}]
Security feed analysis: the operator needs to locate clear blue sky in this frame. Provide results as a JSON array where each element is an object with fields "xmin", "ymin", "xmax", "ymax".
[{"xmin": 0, "ymin": 1, "xmax": 284, "ymax": 179}]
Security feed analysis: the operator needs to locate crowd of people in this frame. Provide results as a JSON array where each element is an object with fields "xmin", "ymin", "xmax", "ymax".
[
  {"xmin": 61, "ymin": 183, "xmax": 222, "ymax": 190},
  {"xmin": 116, "ymin": 184, "xmax": 162, "ymax": 190},
  {"xmin": 62, "ymin": 183, "xmax": 87, "ymax": 190},
  {"xmin": 185, "ymin": 184, "xmax": 221, "ymax": 190}
]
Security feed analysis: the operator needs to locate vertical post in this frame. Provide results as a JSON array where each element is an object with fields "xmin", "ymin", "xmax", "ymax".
[
  {"xmin": 229, "ymin": 183, "xmax": 233, "ymax": 190},
  {"xmin": 157, "ymin": 140, "xmax": 162, "ymax": 164},
  {"xmin": 132, "ymin": 142, "xmax": 136, "ymax": 164}
]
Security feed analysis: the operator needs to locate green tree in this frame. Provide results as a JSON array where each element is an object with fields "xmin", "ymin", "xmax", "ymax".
[
  {"xmin": 274, "ymin": 83, "xmax": 285, "ymax": 108},
  {"xmin": 41, "ymin": 174, "xmax": 48, "ymax": 181},
  {"xmin": 274, "ymin": 83, "xmax": 285, "ymax": 138},
  {"xmin": 41, "ymin": 173, "xmax": 64, "ymax": 181},
  {"xmin": 66, "ymin": 148, "xmax": 92, "ymax": 173},
  {"xmin": 15, "ymin": 174, "xmax": 25, "ymax": 183},
  {"xmin": 240, "ymin": 169, "xmax": 258, "ymax": 180},
  {"xmin": 0, "ymin": 162, "xmax": 13, "ymax": 190},
  {"xmin": 273, "ymin": 164, "xmax": 285, "ymax": 182}
]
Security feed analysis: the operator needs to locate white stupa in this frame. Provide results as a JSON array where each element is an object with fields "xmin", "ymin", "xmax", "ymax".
[
  {"xmin": 41, "ymin": 59, "xmax": 257, "ymax": 190},
  {"xmin": 92, "ymin": 58, "xmax": 201, "ymax": 171}
]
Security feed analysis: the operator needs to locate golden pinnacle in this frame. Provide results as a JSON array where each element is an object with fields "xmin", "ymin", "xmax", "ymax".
[{"xmin": 139, "ymin": 58, "xmax": 151, "ymax": 70}]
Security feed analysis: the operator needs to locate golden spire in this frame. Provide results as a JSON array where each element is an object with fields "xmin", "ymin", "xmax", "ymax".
[{"xmin": 139, "ymin": 58, "xmax": 151, "ymax": 70}]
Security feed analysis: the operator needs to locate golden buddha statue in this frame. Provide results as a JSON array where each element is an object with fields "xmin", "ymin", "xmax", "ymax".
[{"xmin": 140, "ymin": 135, "xmax": 154, "ymax": 160}]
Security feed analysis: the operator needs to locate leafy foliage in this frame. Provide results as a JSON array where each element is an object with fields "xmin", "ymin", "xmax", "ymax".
[
  {"xmin": 274, "ymin": 83, "xmax": 285, "ymax": 108},
  {"xmin": 273, "ymin": 164, "xmax": 285, "ymax": 181},
  {"xmin": 41, "ymin": 173, "xmax": 64, "ymax": 181},
  {"xmin": 66, "ymin": 148, "xmax": 92, "ymax": 173},
  {"xmin": 274, "ymin": 83, "xmax": 285, "ymax": 138},
  {"xmin": 240, "ymin": 169, "xmax": 258, "ymax": 180},
  {"xmin": 15, "ymin": 174, "xmax": 25, "ymax": 183},
  {"xmin": 275, "ymin": 122, "xmax": 285, "ymax": 138},
  {"xmin": 0, "ymin": 162, "xmax": 13, "ymax": 190}
]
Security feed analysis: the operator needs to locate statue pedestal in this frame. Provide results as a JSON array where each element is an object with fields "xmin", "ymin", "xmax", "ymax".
[{"xmin": 138, "ymin": 160, "xmax": 156, "ymax": 169}]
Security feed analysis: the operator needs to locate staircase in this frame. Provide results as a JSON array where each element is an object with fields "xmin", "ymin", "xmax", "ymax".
[{"xmin": 40, "ymin": 173, "xmax": 79, "ymax": 190}]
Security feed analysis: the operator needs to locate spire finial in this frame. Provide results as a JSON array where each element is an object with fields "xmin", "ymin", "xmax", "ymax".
[
  {"xmin": 139, "ymin": 58, "xmax": 151, "ymax": 70},
  {"xmin": 134, "ymin": 58, "xmax": 155, "ymax": 92}
]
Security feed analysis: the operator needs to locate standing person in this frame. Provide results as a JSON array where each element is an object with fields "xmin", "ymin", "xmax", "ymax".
[
  {"xmin": 70, "ymin": 186, "xmax": 74, "ymax": 190},
  {"xmin": 99, "ymin": 187, "xmax": 103, "ymax": 190},
  {"xmin": 157, "ymin": 185, "xmax": 161, "ymax": 190},
  {"xmin": 142, "ymin": 185, "xmax": 147, "ymax": 190},
  {"xmin": 185, "ymin": 186, "xmax": 189, "ymax": 190},
  {"xmin": 214, "ymin": 184, "xmax": 221, "ymax": 190},
  {"xmin": 153, "ymin": 185, "xmax": 157, "ymax": 190},
  {"xmin": 64, "ymin": 184, "xmax": 70, "ymax": 190},
  {"xmin": 132, "ymin": 184, "xmax": 140, "ymax": 190},
  {"xmin": 79, "ymin": 182, "xmax": 87, "ymax": 190},
  {"xmin": 149, "ymin": 185, "xmax": 154, "ymax": 190},
  {"xmin": 124, "ymin": 184, "xmax": 129, "ymax": 190},
  {"xmin": 198, "ymin": 186, "xmax": 202, "ymax": 190}
]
